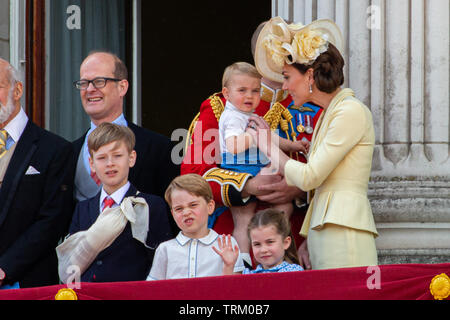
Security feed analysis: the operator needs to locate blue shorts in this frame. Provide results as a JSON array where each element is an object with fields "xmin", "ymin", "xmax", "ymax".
[{"xmin": 221, "ymin": 148, "xmax": 269, "ymax": 176}]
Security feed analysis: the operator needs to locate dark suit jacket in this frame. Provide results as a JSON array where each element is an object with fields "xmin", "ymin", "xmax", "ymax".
[
  {"xmin": 72, "ymin": 121, "xmax": 180, "ymax": 200},
  {"xmin": 0, "ymin": 121, "xmax": 74, "ymax": 288},
  {"xmin": 68, "ymin": 184, "xmax": 173, "ymax": 283}
]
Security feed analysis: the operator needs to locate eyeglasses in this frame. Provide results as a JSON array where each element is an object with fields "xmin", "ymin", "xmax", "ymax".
[{"xmin": 73, "ymin": 77, "xmax": 121, "ymax": 90}]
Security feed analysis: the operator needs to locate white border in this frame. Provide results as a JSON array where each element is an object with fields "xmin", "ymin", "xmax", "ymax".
[{"xmin": 132, "ymin": 0, "xmax": 142, "ymax": 126}]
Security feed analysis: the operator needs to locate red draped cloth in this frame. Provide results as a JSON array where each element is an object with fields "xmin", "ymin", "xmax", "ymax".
[{"xmin": 0, "ymin": 263, "xmax": 448, "ymax": 300}]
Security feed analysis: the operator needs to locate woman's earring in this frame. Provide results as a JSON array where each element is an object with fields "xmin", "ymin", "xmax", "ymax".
[{"xmin": 309, "ymin": 85, "xmax": 313, "ymax": 94}]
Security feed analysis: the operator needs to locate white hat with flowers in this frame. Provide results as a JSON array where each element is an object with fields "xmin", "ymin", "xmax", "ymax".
[{"xmin": 255, "ymin": 17, "xmax": 344, "ymax": 83}]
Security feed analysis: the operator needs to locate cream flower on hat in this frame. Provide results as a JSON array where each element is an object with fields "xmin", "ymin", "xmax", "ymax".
[
  {"xmin": 288, "ymin": 27, "xmax": 329, "ymax": 65},
  {"xmin": 255, "ymin": 17, "xmax": 344, "ymax": 83},
  {"xmin": 262, "ymin": 20, "xmax": 304, "ymax": 71},
  {"xmin": 263, "ymin": 35, "xmax": 289, "ymax": 69}
]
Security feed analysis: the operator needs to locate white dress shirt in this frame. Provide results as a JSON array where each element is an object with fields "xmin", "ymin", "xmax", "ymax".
[
  {"xmin": 99, "ymin": 181, "xmax": 131, "ymax": 213},
  {"xmin": 147, "ymin": 229, "xmax": 244, "ymax": 280},
  {"xmin": 3, "ymin": 107, "xmax": 28, "ymax": 150}
]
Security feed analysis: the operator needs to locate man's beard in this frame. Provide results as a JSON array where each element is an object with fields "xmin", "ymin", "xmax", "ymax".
[{"xmin": 0, "ymin": 90, "xmax": 16, "ymax": 124}]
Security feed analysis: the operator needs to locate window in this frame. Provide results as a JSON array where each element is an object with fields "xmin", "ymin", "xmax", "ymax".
[{"xmin": 46, "ymin": 0, "xmax": 130, "ymax": 141}]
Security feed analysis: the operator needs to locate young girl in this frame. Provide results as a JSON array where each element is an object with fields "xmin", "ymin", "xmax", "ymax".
[{"xmin": 216, "ymin": 208, "xmax": 304, "ymax": 274}]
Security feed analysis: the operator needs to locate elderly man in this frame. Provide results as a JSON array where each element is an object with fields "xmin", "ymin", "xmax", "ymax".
[
  {"xmin": 0, "ymin": 59, "xmax": 74, "ymax": 288},
  {"xmin": 72, "ymin": 51, "xmax": 179, "ymax": 204}
]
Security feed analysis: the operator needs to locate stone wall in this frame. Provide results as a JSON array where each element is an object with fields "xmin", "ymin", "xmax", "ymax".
[
  {"xmin": 0, "ymin": 0, "xmax": 10, "ymax": 60},
  {"xmin": 273, "ymin": 0, "xmax": 450, "ymax": 264}
]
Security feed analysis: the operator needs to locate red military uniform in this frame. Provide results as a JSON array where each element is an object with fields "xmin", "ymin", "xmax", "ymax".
[{"xmin": 181, "ymin": 84, "xmax": 321, "ymax": 249}]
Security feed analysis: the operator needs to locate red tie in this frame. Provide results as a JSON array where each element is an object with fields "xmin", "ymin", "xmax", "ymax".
[
  {"xmin": 90, "ymin": 170, "xmax": 101, "ymax": 186},
  {"xmin": 102, "ymin": 197, "xmax": 115, "ymax": 211}
]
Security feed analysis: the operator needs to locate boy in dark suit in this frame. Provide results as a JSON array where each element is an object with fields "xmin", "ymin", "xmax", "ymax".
[{"xmin": 57, "ymin": 123, "xmax": 173, "ymax": 283}]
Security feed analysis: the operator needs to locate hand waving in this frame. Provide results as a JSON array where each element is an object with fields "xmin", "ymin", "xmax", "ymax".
[{"xmin": 213, "ymin": 234, "xmax": 240, "ymax": 275}]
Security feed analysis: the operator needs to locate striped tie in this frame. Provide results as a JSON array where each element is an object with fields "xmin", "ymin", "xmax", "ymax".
[{"xmin": 0, "ymin": 129, "xmax": 8, "ymax": 159}]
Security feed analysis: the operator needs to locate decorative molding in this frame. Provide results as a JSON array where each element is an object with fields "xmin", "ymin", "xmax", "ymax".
[
  {"xmin": 378, "ymin": 249, "xmax": 450, "ymax": 264},
  {"xmin": 369, "ymin": 179, "xmax": 450, "ymax": 223},
  {"xmin": 276, "ymin": 0, "xmax": 450, "ymax": 263}
]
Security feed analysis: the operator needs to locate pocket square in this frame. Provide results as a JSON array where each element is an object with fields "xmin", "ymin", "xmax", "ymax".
[{"xmin": 25, "ymin": 166, "xmax": 40, "ymax": 175}]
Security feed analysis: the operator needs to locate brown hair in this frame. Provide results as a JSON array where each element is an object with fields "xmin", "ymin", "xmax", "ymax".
[
  {"xmin": 222, "ymin": 62, "xmax": 262, "ymax": 88},
  {"xmin": 85, "ymin": 50, "xmax": 128, "ymax": 80},
  {"xmin": 88, "ymin": 123, "xmax": 135, "ymax": 157},
  {"xmin": 292, "ymin": 43, "xmax": 345, "ymax": 94},
  {"xmin": 247, "ymin": 209, "xmax": 300, "ymax": 265},
  {"xmin": 165, "ymin": 174, "xmax": 213, "ymax": 207}
]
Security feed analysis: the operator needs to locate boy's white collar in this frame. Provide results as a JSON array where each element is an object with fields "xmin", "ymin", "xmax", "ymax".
[
  {"xmin": 100, "ymin": 181, "xmax": 131, "ymax": 206},
  {"xmin": 225, "ymin": 100, "xmax": 254, "ymax": 116},
  {"xmin": 176, "ymin": 229, "xmax": 219, "ymax": 246}
]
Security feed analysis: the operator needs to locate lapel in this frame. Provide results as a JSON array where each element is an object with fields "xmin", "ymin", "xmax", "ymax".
[
  {"xmin": 310, "ymin": 88, "xmax": 355, "ymax": 158},
  {"xmin": 87, "ymin": 191, "xmax": 101, "ymax": 227},
  {"xmin": 127, "ymin": 122, "xmax": 145, "ymax": 182},
  {"xmin": 124, "ymin": 183, "xmax": 138, "ymax": 198},
  {"xmin": 0, "ymin": 120, "xmax": 39, "ymax": 227},
  {"xmin": 72, "ymin": 133, "xmax": 86, "ymax": 160}
]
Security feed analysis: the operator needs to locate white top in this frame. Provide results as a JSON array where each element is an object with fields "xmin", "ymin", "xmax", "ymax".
[
  {"xmin": 147, "ymin": 229, "xmax": 244, "ymax": 280},
  {"xmin": 3, "ymin": 107, "xmax": 28, "ymax": 149},
  {"xmin": 218, "ymin": 101, "xmax": 254, "ymax": 155},
  {"xmin": 99, "ymin": 181, "xmax": 131, "ymax": 213}
]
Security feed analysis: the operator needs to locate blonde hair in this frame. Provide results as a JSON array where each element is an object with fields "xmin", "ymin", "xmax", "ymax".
[
  {"xmin": 247, "ymin": 209, "xmax": 300, "ymax": 265},
  {"xmin": 88, "ymin": 123, "xmax": 135, "ymax": 157},
  {"xmin": 165, "ymin": 174, "xmax": 213, "ymax": 207},
  {"xmin": 222, "ymin": 62, "xmax": 262, "ymax": 88}
]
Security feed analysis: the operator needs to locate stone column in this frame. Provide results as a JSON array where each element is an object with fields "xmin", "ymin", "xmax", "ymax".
[{"xmin": 273, "ymin": 0, "xmax": 450, "ymax": 264}]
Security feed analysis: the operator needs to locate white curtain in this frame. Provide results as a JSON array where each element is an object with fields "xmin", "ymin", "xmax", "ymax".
[{"xmin": 48, "ymin": 0, "xmax": 127, "ymax": 142}]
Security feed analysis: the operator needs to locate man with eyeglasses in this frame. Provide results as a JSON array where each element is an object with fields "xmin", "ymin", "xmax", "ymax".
[{"xmin": 72, "ymin": 52, "xmax": 179, "ymax": 216}]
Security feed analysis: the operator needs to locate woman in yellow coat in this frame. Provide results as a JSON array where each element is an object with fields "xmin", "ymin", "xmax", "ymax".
[{"xmin": 248, "ymin": 17, "xmax": 378, "ymax": 270}]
